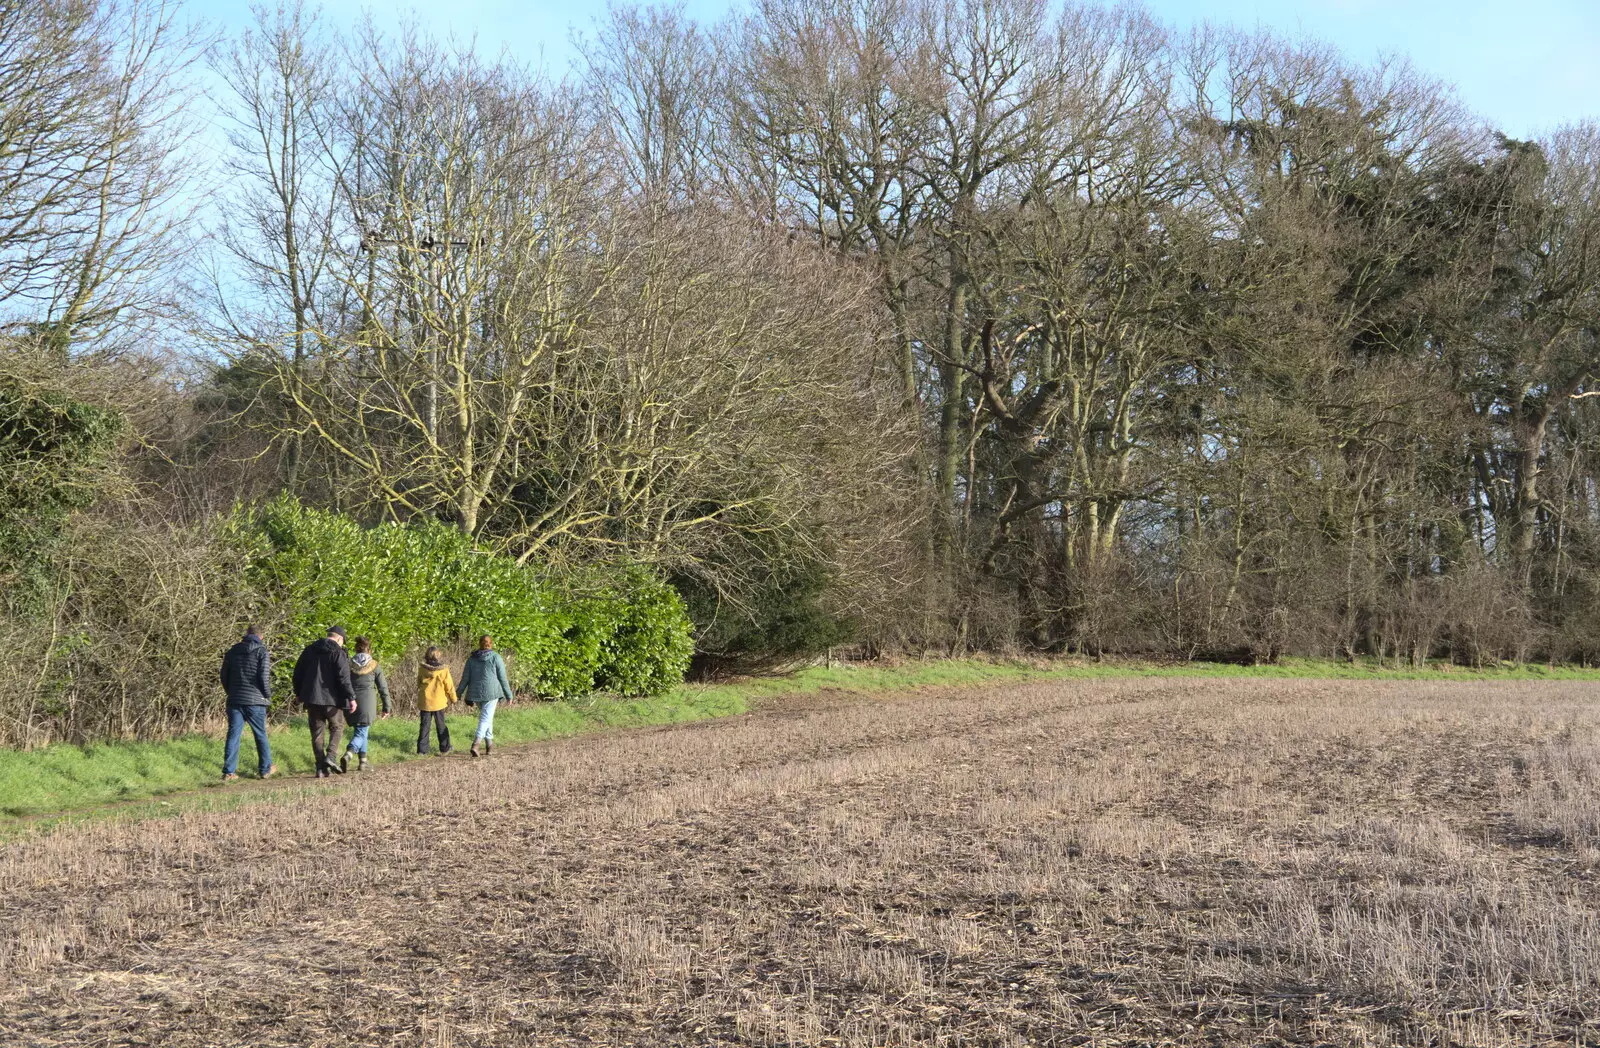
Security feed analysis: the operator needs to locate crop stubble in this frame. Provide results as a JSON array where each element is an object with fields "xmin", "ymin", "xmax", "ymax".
[{"xmin": 0, "ymin": 676, "xmax": 1596, "ymax": 1046}]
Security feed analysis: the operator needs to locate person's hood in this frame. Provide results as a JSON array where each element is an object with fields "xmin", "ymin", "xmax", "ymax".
[
  {"xmin": 469, "ymin": 649, "xmax": 496, "ymax": 661},
  {"xmin": 352, "ymin": 652, "xmax": 377, "ymax": 674},
  {"xmin": 420, "ymin": 660, "xmax": 450, "ymax": 677},
  {"xmin": 313, "ymin": 637, "xmax": 342, "ymax": 655},
  {"xmin": 242, "ymin": 633, "xmax": 265, "ymax": 647}
]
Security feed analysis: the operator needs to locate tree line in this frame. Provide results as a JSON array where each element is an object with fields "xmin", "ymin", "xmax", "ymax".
[{"xmin": 2, "ymin": 0, "xmax": 1598, "ymax": 741}]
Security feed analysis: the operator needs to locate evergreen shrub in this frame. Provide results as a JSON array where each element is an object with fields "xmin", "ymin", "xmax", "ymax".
[{"xmin": 233, "ymin": 498, "xmax": 692, "ymax": 699}]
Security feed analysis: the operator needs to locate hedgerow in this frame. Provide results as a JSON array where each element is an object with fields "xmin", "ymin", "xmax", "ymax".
[{"xmin": 232, "ymin": 498, "xmax": 692, "ymax": 699}]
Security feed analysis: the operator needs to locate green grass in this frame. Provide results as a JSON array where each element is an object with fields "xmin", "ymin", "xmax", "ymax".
[
  {"xmin": 0, "ymin": 687, "xmax": 747, "ymax": 821},
  {"xmin": 721, "ymin": 653, "xmax": 1600, "ymax": 690},
  {"xmin": 4, "ymin": 655, "xmax": 1597, "ymax": 825}
]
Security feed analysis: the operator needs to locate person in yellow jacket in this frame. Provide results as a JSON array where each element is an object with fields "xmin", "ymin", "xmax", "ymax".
[{"xmin": 416, "ymin": 646, "xmax": 458, "ymax": 755}]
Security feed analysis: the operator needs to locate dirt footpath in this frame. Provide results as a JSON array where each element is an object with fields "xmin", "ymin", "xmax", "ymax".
[{"xmin": 1, "ymin": 676, "xmax": 1597, "ymax": 1046}]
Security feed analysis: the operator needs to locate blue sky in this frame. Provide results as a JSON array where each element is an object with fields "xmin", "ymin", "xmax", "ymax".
[{"xmin": 185, "ymin": 0, "xmax": 1597, "ymax": 138}]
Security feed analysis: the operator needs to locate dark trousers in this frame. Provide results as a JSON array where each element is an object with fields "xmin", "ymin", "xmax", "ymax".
[
  {"xmin": 417, "ymin": 709, "xmax": 451, "ymax": 754},
  {"xmin": 307, "ymin": 704, "xmax": 345, "ymax": 771}
]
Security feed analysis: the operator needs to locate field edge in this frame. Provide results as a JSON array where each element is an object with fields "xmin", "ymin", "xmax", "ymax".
[{"xmin": 4, "ymin": 653, "xmax": 1597, "ymax": 828}]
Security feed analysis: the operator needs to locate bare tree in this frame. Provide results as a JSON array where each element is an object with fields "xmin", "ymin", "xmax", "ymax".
[
  {"xmin": 208, "ymin": 0, "xmax": 345, "ymax": 491},
  {"xmin": 0, "ymin": 0, "xmax": 199, "ymax": 353},
  {"xmin": 577, "ymin": 2, "xmax": 721, "ymax": 203}
]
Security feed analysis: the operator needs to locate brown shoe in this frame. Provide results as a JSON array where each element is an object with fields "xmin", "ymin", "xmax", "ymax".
[
  {"xmin": 260, "ymin": 765, "xmax": 278, "ymax": 780},
  {"xmin": 222, "ymin": 773, "xmax": 239, "ymax": 782},
  {"xmin": 469, "ymin": 743, "xmax": 479, "ymax": 758}
]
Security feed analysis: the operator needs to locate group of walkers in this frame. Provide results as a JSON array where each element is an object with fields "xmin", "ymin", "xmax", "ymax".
[{"xmin": 218, "ymin": 625, "xmax": 514, "ymax": 780}]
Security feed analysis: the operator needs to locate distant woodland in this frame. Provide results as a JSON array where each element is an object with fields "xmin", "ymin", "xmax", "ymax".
[{"xmin": 2, "ymin": 0, "xmax": 1598, "ymax": 743}]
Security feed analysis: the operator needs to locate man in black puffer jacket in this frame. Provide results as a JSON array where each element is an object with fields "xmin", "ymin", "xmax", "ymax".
[
  {"xmin": 220, "ymin": 626, "xmax": 277, "ymax": 781},
  {"xmin": 291, "ymin": 625, "xmax": 356, "ymax": 778}
]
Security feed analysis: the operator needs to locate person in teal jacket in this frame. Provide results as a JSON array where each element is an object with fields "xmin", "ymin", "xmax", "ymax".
[{"xmin": 459, "ymin": 634, "xmax": 512, "ymax": 757}]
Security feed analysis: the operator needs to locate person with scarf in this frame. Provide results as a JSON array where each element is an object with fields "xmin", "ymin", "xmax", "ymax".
[
  {"xmin": 458, "ymin": 634, "xmax": 512, "ymax": 758},
  {"xmin": 339, "ymin": 636, "xmax": 391, "ymax": 772},
  {"xmin": 416, "ymin": 646, "xmax": 458, "ymax": 755}
]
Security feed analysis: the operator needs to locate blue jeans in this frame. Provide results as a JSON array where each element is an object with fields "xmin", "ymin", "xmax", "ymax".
[
  {"xmin": 348, "ymin": 724, "xmax": 371, "ymax": 754},
  {"xmin": 473, "ymin": 698, "xmax": 499, "ymax": 742},
  {"xmin": 224, "ymin": 705, "xmax": 272, "ymax": 776}
]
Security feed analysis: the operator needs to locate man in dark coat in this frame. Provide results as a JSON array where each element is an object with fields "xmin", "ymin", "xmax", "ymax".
[
  {"xmin": 220, "ymin": 625, "xmax": 277, "ymax": 781},
  {"xmin": 291, "ymin": 625, "xmax": 356, "ymax": 778}
]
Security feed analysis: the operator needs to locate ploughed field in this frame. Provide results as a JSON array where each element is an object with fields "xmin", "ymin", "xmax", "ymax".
[{"xmin": 2, "ymin": 677, "xmax": 1597, "ymax": 1047}]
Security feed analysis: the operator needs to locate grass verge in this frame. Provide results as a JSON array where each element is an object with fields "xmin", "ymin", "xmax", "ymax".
[
  {"xmin": 0, "ymin": 686, "xmax": 746, "ymax": 821},
  {"xmin": 4, "ymin": 654, "xmax": 1597, "ymax": 824}
]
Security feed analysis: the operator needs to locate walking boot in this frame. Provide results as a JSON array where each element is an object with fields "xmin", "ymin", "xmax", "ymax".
[
  {"xmin": 484, "ymin": 739, "xmax": 491, "ymax": 756},
  {"xmin": 469, "ymin": 742, "xmax": 479, "ymax": 758},
  {"xmin": 358, "ymin": 753, "xmax": 369, "ymax": 772},
  {"xmin": 338, "ymin": 748, "xmax": 353, "ymax": 774}
]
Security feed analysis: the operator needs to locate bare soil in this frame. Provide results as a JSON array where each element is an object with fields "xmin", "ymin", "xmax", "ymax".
[{"xmin": 1, "ymin": 676, "xmax": 1597, "ymax": 1046}]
